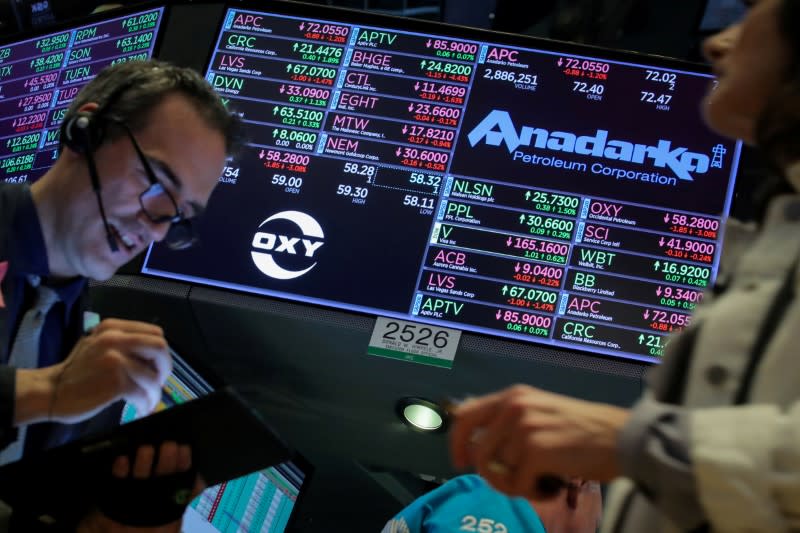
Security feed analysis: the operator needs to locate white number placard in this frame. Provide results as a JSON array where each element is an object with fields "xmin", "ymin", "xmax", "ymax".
[{"xmin": 367, "ymin": 317, "xmax": 461, "ymax": 369}]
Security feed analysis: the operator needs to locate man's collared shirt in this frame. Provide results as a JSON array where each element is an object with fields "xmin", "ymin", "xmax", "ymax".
[{"xmin": 0, "ymin": 183, "xmax": 87, "ymax": 452}]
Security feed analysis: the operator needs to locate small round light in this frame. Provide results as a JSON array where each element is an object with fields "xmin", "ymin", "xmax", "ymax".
[
  {"xmin": 396, "ymin": 398, "xmax": 447, "ymax": 432},
  {"xmin": 403, "ymin": 404, "xmax": 443, "ymax": 430}
]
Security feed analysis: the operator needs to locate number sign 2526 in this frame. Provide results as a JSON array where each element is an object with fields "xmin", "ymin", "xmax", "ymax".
[{"xmin": 368, "ymin": 317, "xmax": 462, "ymax": 368}]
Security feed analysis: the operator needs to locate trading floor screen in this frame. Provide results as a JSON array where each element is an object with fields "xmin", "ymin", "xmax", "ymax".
[{"xmin": 143, "ymin": 7, "xmax": 740, "ymax": 363}]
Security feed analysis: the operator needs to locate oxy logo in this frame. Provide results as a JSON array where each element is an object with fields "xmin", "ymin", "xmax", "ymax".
[
  {"xmin": 251, "ymin": 211, "xmax": 324, "ymax": 280},
  {"xmin": 467, "ymin": 110, "xmax": 710, "ymax": 181}
]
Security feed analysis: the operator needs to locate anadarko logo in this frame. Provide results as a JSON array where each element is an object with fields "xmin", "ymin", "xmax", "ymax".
[
  {"xmin": 251, "ymin": 211, "xmax": 325, "ymax": 280},
  {"xmin": 467, "ymin": 110, "xmax": 710, "ymax": 181}
]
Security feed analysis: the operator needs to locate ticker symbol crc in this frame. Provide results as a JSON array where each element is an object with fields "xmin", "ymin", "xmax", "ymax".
[{"xmin": 562, "ymin": 321, "xmax": 595, "ymax": 339}]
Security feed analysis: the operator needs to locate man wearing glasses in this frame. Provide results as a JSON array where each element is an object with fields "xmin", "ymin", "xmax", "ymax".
[{"xmin": 0, "ymin": 60, "xmax": 241, "ymax": 529}]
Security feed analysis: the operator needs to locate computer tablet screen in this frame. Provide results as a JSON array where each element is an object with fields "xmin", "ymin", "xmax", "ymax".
[{"xmin": 121, "ymin": 349, "xmax": 312, "ymax": 533}]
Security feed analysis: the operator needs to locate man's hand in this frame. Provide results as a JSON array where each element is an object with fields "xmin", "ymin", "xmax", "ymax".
[
  {"xmin": 77, "ymin": 441, "xmax": 205, "ymax": 533},
  {"xmin": 449, "ymin": 384, "xmax": 630, "ymax": 499},
  {"xmin": 15, "ymin": 318, "xmax": 171, "ymax": 425}
]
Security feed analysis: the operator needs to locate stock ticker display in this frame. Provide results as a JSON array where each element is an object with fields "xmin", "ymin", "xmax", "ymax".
[
  {"xmin": 143, "ymin": 8, "xmax": 741, "ymax": 363},
  {"xmin": 0, "ymin": 8, "xmax": 163, "ymax": 185}
]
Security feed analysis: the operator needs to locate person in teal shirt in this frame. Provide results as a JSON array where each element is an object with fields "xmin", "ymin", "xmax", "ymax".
[{"xmin": 382, "ymin": 474, "xmax": 601, "ymax": 533}]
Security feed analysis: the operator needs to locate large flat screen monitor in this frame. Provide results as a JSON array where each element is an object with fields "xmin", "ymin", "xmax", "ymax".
[
  {"xmin": 0, "ymin": 4, "xmax": 164, "ymax": 185},
  {"xmin": 140, "ymin": 3, "xmax": 740, "ymax": 365}
]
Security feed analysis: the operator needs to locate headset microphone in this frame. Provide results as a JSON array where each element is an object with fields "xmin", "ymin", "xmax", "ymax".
[
  {"xmin": 65, "ymin": 112, "xmax": 119, "ymax": 253},
  {"xmin": 87, "ymin": 149, "xmax": 119, "ymax": 253},
  {"xmin": 62, "ymin": 76, "xmax": 148, "ymax": 254}
]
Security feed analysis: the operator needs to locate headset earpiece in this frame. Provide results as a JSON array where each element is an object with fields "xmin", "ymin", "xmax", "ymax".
[
  {"xmin": 60, "ymin": 72, "xmax": 144, "ymax": 154},
  {"xmin": 60, "ymin": 110, "xmax": 103, "ymax": 154}
]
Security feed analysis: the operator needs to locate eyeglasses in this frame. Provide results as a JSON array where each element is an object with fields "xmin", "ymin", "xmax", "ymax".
[{"xmin": 116, "ymin": 122, "xmax": 198, "ymax": 250}]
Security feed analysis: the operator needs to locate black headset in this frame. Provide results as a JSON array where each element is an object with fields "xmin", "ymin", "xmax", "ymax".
[
  {"xmin": 59, "ymin": 78, "xmax": 139, "ymax": 252},
  {"xmin": 59, "ymin": 110, "xmax": 104, "ymax": 154},
  {"xmin": 58, "ymin": 76, "xmax": 138, "ymax": 154}
]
